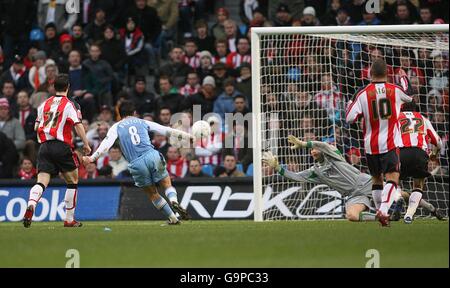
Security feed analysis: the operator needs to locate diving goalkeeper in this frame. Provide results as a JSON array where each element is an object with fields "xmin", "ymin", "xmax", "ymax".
[{"xmin": 262, "ymin": 136, "xmax": 442, "ymax": 222}]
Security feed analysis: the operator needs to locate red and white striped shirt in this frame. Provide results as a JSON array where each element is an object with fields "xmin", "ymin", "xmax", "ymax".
[
  {"xmin": 167, "ymin": 158, "xmax": 188, "ymax": 178},
  {"xmin": 184, "ymin": 53, "xmax": 201, "ymax": 69},
  {"xmin": 36, "ymin": 96, "xmax": 81, "ymax": 147},
  {"xmin": 398, "ymin": 111, "xmax": 441, "ymax": 151},
  {"xmin": 226, "ymin": 52, "xmax": 251, "ymax": 69},
  {"xmin": 195, "ymin": 132, "xmax": 223, "ymax": 166},
  {"xmin": 346, "ymin": 82, "xmax": 412, "ymax": 155}
]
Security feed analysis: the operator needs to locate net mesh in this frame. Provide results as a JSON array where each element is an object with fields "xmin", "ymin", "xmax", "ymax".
[{"xmin": 259, "ymin": 30, "xmax": 449, "ymax": 220}]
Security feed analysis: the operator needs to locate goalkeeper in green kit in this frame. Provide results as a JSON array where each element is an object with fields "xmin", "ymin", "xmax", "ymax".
[{"xmin": 262, "ymin": 135, "xmax": 442, "ymax": 222}]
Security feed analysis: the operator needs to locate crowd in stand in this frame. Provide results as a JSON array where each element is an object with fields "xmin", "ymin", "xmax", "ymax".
[{"xmin": 0, "ymin": 0, "xmax": 448, "ymax": 180}]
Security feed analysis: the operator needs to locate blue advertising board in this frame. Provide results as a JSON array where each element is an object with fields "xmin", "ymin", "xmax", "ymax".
[{"xmin": 0, "ymin": 186, "xmax": 121, "ymax": 222}]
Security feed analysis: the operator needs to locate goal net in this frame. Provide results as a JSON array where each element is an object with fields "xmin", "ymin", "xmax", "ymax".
[{"xmin": 251, "ymin": 25, "xmax": 449, "ymax": 221}]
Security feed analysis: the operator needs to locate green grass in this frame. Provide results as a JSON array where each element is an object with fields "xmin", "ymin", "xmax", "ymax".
[{"xmin": 0, "ymin": 220, "xmax": 448, "ymax": 268}]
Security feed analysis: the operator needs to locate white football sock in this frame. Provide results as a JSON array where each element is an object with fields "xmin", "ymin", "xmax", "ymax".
[
  {"xmin": 371, "ymin": 185, "xmax": 383, "ymax": 210},
  {"xmin": 405, "ymin": 190, "xmax": 423, "ymax": 219},
  {"xmin": 28, "ymin": 183, "xmax": 45, "ymax": 208},
  {"xmin": 64, "ymin": 185, "xmax": 78, "ymax": 222},
  {"xmin": 165, "ymin": 186, "xmax": 178, "ymax": 204},
  {"xmin": 379, "ymin": 182, "xmax": 397, "ymax": 216}
]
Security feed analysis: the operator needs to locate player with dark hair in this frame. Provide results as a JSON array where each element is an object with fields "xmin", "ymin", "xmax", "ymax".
[
  {"xmin": 397, "ymin": 101, "xmax": 445, "ymax": 223},
  {"xmin": 23, "ymin": 74, "xmax": 91, "ymax": 228},
  {"xmin": 83, "ymin": 101, "xmax": 192, "ymax": 224},
  {"xmin": 346, "ymin": 58, "xmax": 413, "ymax": 226}
]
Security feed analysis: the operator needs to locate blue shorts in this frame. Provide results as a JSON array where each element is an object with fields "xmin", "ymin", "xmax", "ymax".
[{"xmin": 127, "ymin": 150, "xmax": 169, "ymax": 187}]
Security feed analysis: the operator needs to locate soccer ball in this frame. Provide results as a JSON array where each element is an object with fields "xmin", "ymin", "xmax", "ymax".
[{"xmin": 192, "ymin": 120, "xmax": 211, "ymax": 140}]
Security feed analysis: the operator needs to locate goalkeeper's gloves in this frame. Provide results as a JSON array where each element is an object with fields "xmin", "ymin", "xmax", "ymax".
[
  {"xmin": 262, "ymin": 151, "xmax": 282, "ymax": 174},
  {"xmin": 288, "ymin": 135, "xmax": 307, "ymax": 150}
]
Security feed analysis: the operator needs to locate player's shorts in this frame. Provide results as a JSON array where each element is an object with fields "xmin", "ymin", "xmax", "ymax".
[
  {"xmin": 127, "ymin": 149, "xmax": 169, "ymax": 187},
  {"xmin": 366, "ymin": 148, "xmax": 400, "ymax": 176},
  {"xmin": 37, "ymin": 140, "xmax": 79, "ymax": 175},
  {"xmin": 346, "ymin": 195, "xmax": 372, "ymax": 210},
  {"xmin": 400, "ymin": 147, "xmax": 431, "ymax": 180}
]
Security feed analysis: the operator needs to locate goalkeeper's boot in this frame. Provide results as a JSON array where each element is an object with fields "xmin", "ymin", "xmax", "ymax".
[
  {"xmin": 376, "ymin": 210, "xmax": 390, "ymax": 227},
  {"xmin": 171, "ymin": 202, "xmax": 191, "ymax": 220},
  {"xmin": 64, "ymin": 220, "xmax": 83, "ymax": 227},
  {"xmin": 404, "ymin": 215, "xmax": 413, "ymax": 224},
  {"xmin": 23, "ymin": 205, "xmax": 34, "ymax": 228},
  {"xmin": 432, "ymin": 208, "xmax": 446, "ymax": 221}
]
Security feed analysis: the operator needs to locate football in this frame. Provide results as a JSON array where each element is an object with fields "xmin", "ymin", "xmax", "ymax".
[{"xmin": 192, "ymin": 120, "xmax": 211, "ymax": 140}]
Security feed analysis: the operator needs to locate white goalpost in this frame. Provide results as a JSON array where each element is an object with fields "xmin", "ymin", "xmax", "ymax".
[{"xmin": 252, "ymin": 24, "xmax": 449, "ymax": 221}]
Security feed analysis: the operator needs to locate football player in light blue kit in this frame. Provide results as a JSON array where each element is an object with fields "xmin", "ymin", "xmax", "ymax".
[{"xmin": 83, "ymin": 101, "xmax": 192, "ymax": 224}]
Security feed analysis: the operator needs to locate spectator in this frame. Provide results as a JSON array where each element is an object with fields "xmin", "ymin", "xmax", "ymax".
[
  {"xmin": 212, "ymin": 62, "xmax": 229, "ymax": 93},
  {"xmin": 152, "ymin": 133, "xmax": 170, "ymax": 158},
  {"xmin": 166, "ymin": 146, "xmax": 188, "ymax": 178},
  {"xmin": 156, "ymin": 76, "xmax": 185, "ymax": 114},
  {"xmin": 83, "ymin": 44, "xmax": 115, "ymax": 107},
  {"xmin": 0, "ymin": 98, "xmax": 26, "ymax": 151},
  {"xmin": 107, "ymin": 145, "xmax": 129, "ymax": 177},
  {"xmin": 100, "ymin": 25, "xmax": 127, "ymax": 73},
  {"xmin": 223, "ymin": 20, "xmax": 239, "ymax": 53},
  {"xmin": 0, "ymin": 80, "xmax": 18, "ymax": 116},
  {"xmin": 54, "ymin": 33, "xmax": 74, "ymax": 73},
  {"xmin": 15, "ymin": 90, "xmax": 37, "ymax": 142},
  {"xmin": 301, "ymin": 6, "xmax": 321, "ymax": 26},
  {"xmin": 158, "ymin": 46, "xmax": 193, "ymax": 88},
  {"xmin": 184, "ymin": 38, "xmax": 201, "ymax": 70},
  {"xmin": 179, "ymin": 71, "xmax": 201, "ymax": 98},
  {"xmin": 126, "ymin": 0, "xmax": 162, "ymax": 44},
  {"xmin": 88, "ymin": 121, "xmax": 110, "ymax": 154},
  {"xmin": 322, "ymin": 0, "xmax": 344, "ymax": 26},
  {"xmin": 37, "ymin": 0, "xmax": 77, "ymax": 33},
  {"xmin": 213, "ymin": 39, "xmax": 229, "ymax": 64},
  {"xmin": 88, "ymin": 0, "xmax": 127, "ymax": 26},
  {"xmin": 314, "ymin": 74, "xmax": 343, "ymax": 121},
  {"xmin": 392, "ymin": 2, "xmax": 417, "ymax": 25},
  {"xmin": 184, "ymin": 76, "xmax": 217, "ymax": 117},
  {"xmin": 71, "ymin": 24, "xmax": 89, "ymax": 57},
  {"xmin": 394, "ymin": 50, "xmax": 426, "ymax": 85},
  {"xmin": 335, "ymin": 8, "xmax": 352, "ymax": 26},
  {"xmin": 39, "ymin": 23, "xmax": 60, "ymax": 60},
  {"xmin": 18, "ymin": 157, "xmax": 37, "ymax": 180},
  {"xmin": 23, "ymin": 45, "xmax": 40, "ymax": 70},
  {"xmin": 81, "ymin": 161, "xmax": 99, "ymax": 179},
  {"xmin": 358, "ymin": 8, "xmax": 381, "ymax": 25},
  {"xmin": 158, "ymin": 107, "xmax": 172, "ymax": 126},
  {"xmin": 98, "ymin": 165, "xmax": 113, "ymax": 179},
  {"xmin": 222, "ymin": 154, "xmax": 246, "ymax": 177},
  {"xmin": 274, "ymin": 3, "xmax": 292, "ymax": 26},
  {"xmin": 235, "ymin": 62, "xmax": 252, "ymax": 107},
  {"xmin": 418, "ymin": 6, "xmax": 434, "ymax": 24},
  {"xmin": 195, "ymin": 115, "xmax": 223, "ymax": 166},
  {"xmin": 233, "ymin": 94, "xmax": 250, "ymax": 115},
  {"xmin": 84, "ymin": 8, "xmax": 108, "ymax": 44},
  {"xmin": 0, "ymin": 131, "xmax": 19, "ymax": 179},
  {"xmin": 226, "ymin": 37, "xmax": 251, "ymax": 70},
  {"xmin": 344, "ymin": 0, "xmax": 365, "ymax": 25},
  {"xmin": 248, "ymin": 7, "xmax": 272, "ymax": 28},
  {"xmin": 28, "ymin": 50, "xmax": 55, "ymax": 91},
  {"xmin": 429, "ymin": 53, "xmax": 449, "ymax": 92},
  {"xmin": 120, "ymin": 16, "xmax": 148, "ymax": 78},
  {"xmin": 97, "ymin": 105, "xmax": 115, "ymax": 127},
  {"xmin": 0, "ymin": 55, "xmax": 30, "ymax": 92},
  {"xmin": 239, "ymin": 0, "xmax": 259, "ymax": 27},
  {"xmin": 194, "ymin": 20, "xmax": 216, "ymax": 54},
  {"xmin": 211, "ymin": 8, "xmax": 229, "ymax": 41},
  {"xmin": 130, "ymin": 76, "xmax": 156, "ymax": 116},
  {"xmin": 184, "ymin": 157, "xmax": 210, "ymax": 177},
  {"xmin": 197, "ymin": 50, "xmax": 214, "ymax": 80},
  {"xmin": 214, "ymin": 77, "xmax": 241, "ymax": 121},
  {"xmin": 0, "ymin": 0, "xmax": 35, "ymax": 68},
  {"xmin": 223, "ymin": 122, "xmax": 252, "ymax": 172},
  {"xmin": 34, "ymin": 63, "xmax": 59, "ymax": 100},
  {"xmin": 67, "ymin": 50, "xmax": 98, "ymax": 122},
  {"xmin": 147, "ymin": 0, "xmax": 179, "ymax": 60}
]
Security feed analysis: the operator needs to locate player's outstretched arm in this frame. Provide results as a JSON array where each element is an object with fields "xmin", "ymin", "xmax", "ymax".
[
  {"xmin": 262, "ymin": 151, "xmax": 318, "ymax": 184},
  {"xmin": 288, "ymin": 135, "xmax": 344, "ymax": 162},
  {"xmin": 74, "ymin": 123, "xmax": 91, "ymax": 156}
]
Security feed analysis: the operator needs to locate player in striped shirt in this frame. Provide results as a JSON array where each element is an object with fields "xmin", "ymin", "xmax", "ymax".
[
  {"xmin": 346, "ymin": 58, "xmax": 412, "ymax": 226},
  {"xmin": 397, "ymin": 101, "xmax": 445, "ymax": 223},
  {"xmin": 23, "ymin": 74, "xmax": 91, "ymax": 228}
]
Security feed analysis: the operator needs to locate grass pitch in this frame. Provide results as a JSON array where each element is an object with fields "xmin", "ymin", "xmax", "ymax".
[{"xmin": 0, "ymin": 220, "xmax": 447, "ymax": 268}]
